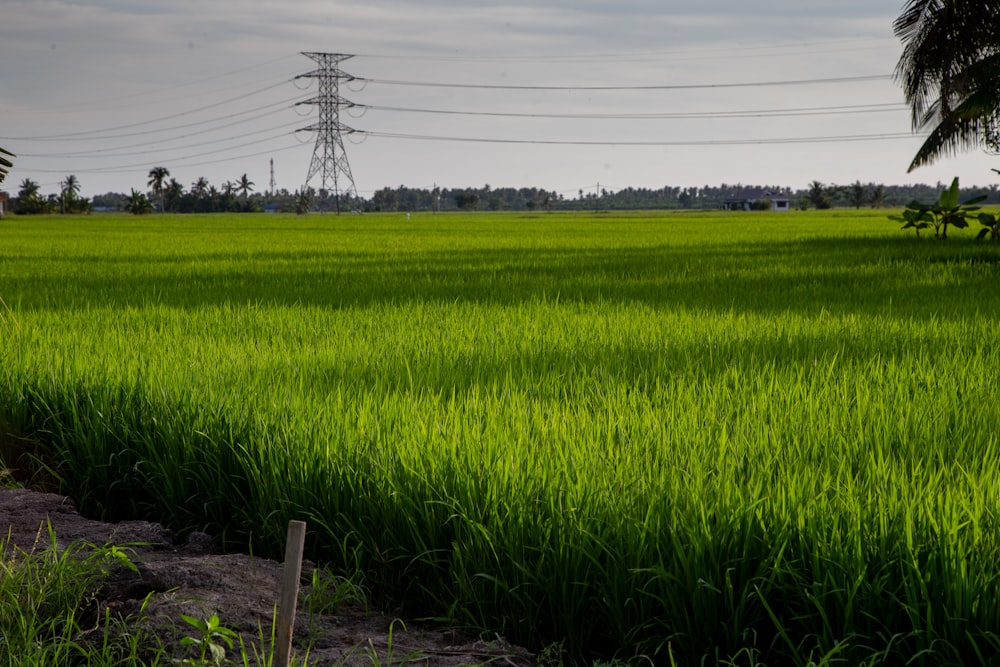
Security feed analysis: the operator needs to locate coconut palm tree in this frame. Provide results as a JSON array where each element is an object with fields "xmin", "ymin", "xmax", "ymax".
[
  {"xmin": 236, "ymin": 173, "xmax": 254, "ymax": 204},
  {"xmin": 61, "ymin": 174, "xmax": 80, "ymax": 196},
  {"xmin": 147, "ymin": 166, "xmax": 170, "ymax": 212},
  {"xmin": 191, "ymin": 176, "xmax": 210, "ymax": 198},
  {"xmin": 163, "ymin": 178, "xmax": 184, "ymax": 213},
  {"xmin": 17, "ymin": 178, "xmax": 39, "ymax": 199},
  {"xmin": 806, "ymin": 180, "xmax": 832, "ymax": 209},
  {"xmin": 208, "ymin": 185, "xmax": 220, "ymax": 201},
  {"xmin": 189, "ymin": 176, "xmax": 210, "ymax": 212},
  {"xmin": 294, "ymin": 188, "xmax": 313, "ymax": 215},
  {"xmin": 894, "ymin": 0, "xmax": 1000, "ymax": 171},
  {"xmin": 14, "ymin": 178, "xmax": 46, "ymax": 214},
  {"xmin": 870, "ymin": 184, "xmax": 888, "ymax": 209},
  {"xmin": 220, "ymin": 181, "xmax": 238, "ymax": 211},
  {"xmin": 60, "ymin": 174, "xmax": 80, "ymax": 214}
]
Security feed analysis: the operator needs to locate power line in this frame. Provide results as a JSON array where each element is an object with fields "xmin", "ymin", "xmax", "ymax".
[
  {"xmin": 354, "ymin": 73, "xmax": 891, "ymax": 91},
  {"xmin": 360, "ymin": 130, "xmax": 922, "ymax": 146},
  {"xmin": 357, "ymin": 101, "xmax": 908, "ymax": 121},
  {"xmin": 21, "ymin": 54, "xmax": 302, "ymax": 115},
  {"xmin": 5, "ymin": 95, "xmax": 310, "ymax": 143},
  {"xmin": 16, "ymin": 112, "xmax": 305, "ymax": 157},
  {"xmin": 352, "ymin": 36, "xmax": 895, "ymax": 63},
  {"xmin": 24, "ymin": 140, "xmax": 305, "ymax": 175},
  {"xmin": 1, "ymin": 80, "xmax": 292, "ymax": 141},
  {"xmin": 27, "ymin": 132, "xmax": 293, "ymax": 167},
  {"xmin": 19, "ymin": 119, "xmax": 304, "ymax": 159}
]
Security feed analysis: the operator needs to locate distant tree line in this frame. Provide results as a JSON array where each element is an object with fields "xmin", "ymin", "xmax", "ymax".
[
  {"xmin": 137, "ymin": 167, "xmax": 263, "ymax": 214},
  {"xmin": 5, "ymin": 172, "xmax": 1000, "ymax": 215},
  {"xmin": 363, "ymin": 181, "xmax": 1000, "ymax": 212}
]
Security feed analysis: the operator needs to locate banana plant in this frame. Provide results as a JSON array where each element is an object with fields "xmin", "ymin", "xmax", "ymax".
[
  {"xmin": 891, "ymin": 203, "xmax": 934, "ymax": 238},
  {"xmin": 127, "ymin": 188, "xmax": 153, "ymax": 215},
  {"xmin": 976, "ymin": 212, "xmax": 1000, "ymax": 242},
  {"xmin": 891, "ymin": 177, "xmax": 987, "ymax": 239},
  {"xmin": 934, "ymin": 177, "xmax": 987, "ymax": 239}
]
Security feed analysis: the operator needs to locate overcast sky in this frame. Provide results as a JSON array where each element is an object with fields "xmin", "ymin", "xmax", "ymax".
[{"xmin": 2, "ymin": 0, "xmax": 998, "ymax": 199}]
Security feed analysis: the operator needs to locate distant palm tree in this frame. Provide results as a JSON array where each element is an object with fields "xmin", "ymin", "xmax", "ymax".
[
  {"xmin": 191, "ymin": 176, "xmax": 210, "ymax": 199},
  {"xmin": 17, "ymin": 178, "xmax": 40, "ymax": 200},
  {"xmin": 847, "ymin": 180, "xmax": 868, "ymax": 209},
  {"xmin": 894, "ymin": 0, "xmax": 1000, "ymax": 170},
  {"xmin": 294, "ymin": 188, "xmax": 313, "ymax": 215},
  {"xmin": 164, "ymin": 178, "xmax": 184, "ymax": 213},
  {"xmin": 147, "ymin": 166, "xmax": 170, "ymax": 212},
  {"xmin": 60, "ymin": 174, "xmax": 80, "ymax": 214},
  {"xmin": 61, "ymin": 174, "xmax": 79, "ymax": 194},
  {"xmin": 236, "ymin": 173, "xmax": 254, "ymax": 203},
  {"xmin": 189, "ymin": 177, "xmax": 210, "ymax": 212},
  {"xmin": 870, "ymin": 184, "xmax": 888, "ymax": 209},
  {"xmin": 15, "ymin": 178, "xmax": 46, "ymax": 214},
  {"xmin": 806, "ymin": 180, "xmax": 832, "ymax": 209}
]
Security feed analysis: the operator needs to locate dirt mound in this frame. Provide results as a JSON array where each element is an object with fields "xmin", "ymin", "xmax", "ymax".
[{"xmin": 0, "ymin": 488, "xmax": 535, "ymax": 666}]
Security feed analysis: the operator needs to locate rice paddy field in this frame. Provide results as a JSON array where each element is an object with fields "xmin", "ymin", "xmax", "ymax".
[{"xmin": 2, "ymin": 209, "xmax": 1000, "ymax": 664}]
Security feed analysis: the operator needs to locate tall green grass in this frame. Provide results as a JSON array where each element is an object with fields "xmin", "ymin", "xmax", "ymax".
[
  {"xmin": 0, "ymin": 526, "xmax": 159, "ymax": 666},
  {"xmin": 2, "ymin": 210, "xmax": 1000, "ymax": 663}
]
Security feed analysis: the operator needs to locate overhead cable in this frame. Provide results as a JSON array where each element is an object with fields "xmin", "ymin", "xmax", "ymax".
[
  {"xmin": 23, "ymin": 139, "xmax": 303, "ymax": 175},
  {"xmin": 7, "ymin": 96, "xmax": 310, "ymax": 144},
  {"xmin": 358, "ymin": 101, "xmax": 907, "ymax": 120},
  {"xmin": 1, "ymin": 80, "xmax": 293, "ymax": 141},
  {"xmin": 19, "ymin": 119, "xmax": 305, "ymax": 159},
  {"xmin": 353, "ymin": 36, "xmax": 894, "ymax": 62},
  {"xmin": 354, "ymin": 73, "xmax": 891, "ymax": 91},
  {"xmin": 360, "ymin": 130, "xmax": 922, "ymax": 146}
]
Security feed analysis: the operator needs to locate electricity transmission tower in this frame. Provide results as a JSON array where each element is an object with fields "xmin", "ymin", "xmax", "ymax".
[{"xmin": 295, "ymin": 52, "xmax": 359, "ymax": 213}]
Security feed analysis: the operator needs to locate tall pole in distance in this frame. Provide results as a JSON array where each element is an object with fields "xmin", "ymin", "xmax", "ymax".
[{"xmin": 295, "ymin": 52, "xmax": 359, "ymax": 214}]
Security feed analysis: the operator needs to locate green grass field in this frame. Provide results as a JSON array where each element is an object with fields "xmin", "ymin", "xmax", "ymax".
[{"xmin": 2, "ymin": 209, "xmax": 1000, "ymax": 664}]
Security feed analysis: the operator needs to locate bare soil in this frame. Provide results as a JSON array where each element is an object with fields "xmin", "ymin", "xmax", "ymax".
[{"xmin": 0, "ymin": 487, "xmax": 536, "ymax": 666}]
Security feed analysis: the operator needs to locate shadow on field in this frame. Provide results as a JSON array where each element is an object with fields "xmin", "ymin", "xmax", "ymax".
[{"xmin": 6, "ymin": 235, "xmax": 999, "ymax": 318}]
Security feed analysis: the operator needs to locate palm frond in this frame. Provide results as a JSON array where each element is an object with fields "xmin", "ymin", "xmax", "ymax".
[
  {"xmin": 908, "ymin": 89, "xmax": 1000, "ymax": 170},
  {"xmin": 0, "ymin": 147, "xmax": 14, "ymax": 184},
  {"xmin": 896, "ymin": 1, "xmax": 1000, "ymax": 168},
  {"xmin": 893, "ymin": 0, "xmax": 943, "ymax": 41}
]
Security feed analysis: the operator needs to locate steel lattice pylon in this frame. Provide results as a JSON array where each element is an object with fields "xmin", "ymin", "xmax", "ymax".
[{"xmin": 296, "ymin": 52, "xmax": 358, "ymax": 213}]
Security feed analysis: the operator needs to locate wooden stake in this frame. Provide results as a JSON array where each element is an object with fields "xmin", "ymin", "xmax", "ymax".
[{"xmin": 276, "ymin": 520, "xmax": 306, "ymax": 667}]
